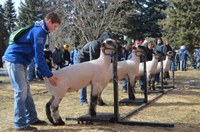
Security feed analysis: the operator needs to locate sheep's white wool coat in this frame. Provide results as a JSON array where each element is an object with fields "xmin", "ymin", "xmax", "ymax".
[
  {"xmin": 156, "ymin": 52, "xmax": 173, "ymax": 73},
  {"xmin": 138, "ymin": 54, "xmax": 159, "ymax": 78},
  {"xmin": 45, "ymin": 51, "xmax": 110, "ymax": 98}
]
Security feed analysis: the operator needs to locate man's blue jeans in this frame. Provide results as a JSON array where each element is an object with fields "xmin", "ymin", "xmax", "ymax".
[
  {"xmin": 139, "ymin": 75, "xmax": 145, "ymax": 91},
  {"xmin": 28, "ymin": 60, "xmax": 36, "ymax": 81},
  {"xmin": 5, "ymin": 62, "xmax": 38, "ymax": 129},
  {"xmin": 180, "ymin": 60, "xmax": 187, "ymax": 71},
  {"xmin": 154, "ymin": 73, "xmax": 160, "ymax": 83},
  {"xmin": 80, "ymin": 87, "xmax": 87, "ymax": 103}
]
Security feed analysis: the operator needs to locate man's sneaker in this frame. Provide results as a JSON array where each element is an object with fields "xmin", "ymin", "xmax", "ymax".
[
  {"xmin": 31, "ymin": 119, "xmax": 47, "ymax": 125},
  {"xmin": 16, "ymin": 126, "xmax": 37, "ymax": 131},
  {"xmin": 81, "ymin": 102, "xmax": 88, "ymax": 106},
  {"xmin": 122, "ymin": 89, "xmax": 127, "ymax": 93}
]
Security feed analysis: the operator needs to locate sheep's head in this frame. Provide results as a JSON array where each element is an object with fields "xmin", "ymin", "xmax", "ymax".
[
  {"xmin": 166, "ymin": 51, "xmax": 174, "ymax": 60},
  {"xmin": 154, "ymin": 50, "xmax": 165, "ymax": 60},
  {"xmin": 134, "ymin": 44, "xmax": 146, "ymax": 57},
  {"xmin": 101, "ymin": 38, "xmax": 116, "ymax": 55}
]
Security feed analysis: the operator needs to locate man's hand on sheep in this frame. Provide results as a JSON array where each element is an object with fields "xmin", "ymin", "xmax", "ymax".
[{"xmin": 44, "ymin": 75, "xmax": 58, "ymax": 87}]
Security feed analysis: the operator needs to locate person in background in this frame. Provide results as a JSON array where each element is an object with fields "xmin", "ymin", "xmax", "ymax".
[
  {"xmin": 3, "ymin": 12, "xmax": 60, "ymax": 131},
  {"xmin": 196, "ymin": 45, "xmax": 200, "ymax": 69},
  {"xmin": 77, "ymin": 32, "xmax": 113, "ymax": 106},
  {"xmin": 0, "ymin": 56, "xmax": 4, "ymax": 83},
  {"xmin": 27, "ymin": 59, "xmax": 44, "ymax": 81},
  {"xmin": 44, "ymin": 44, "xmax": 53, "ymax": 71},
  {"xmin": 140, "ymin": 39, "xmax": 154, "ymax": 91},
  {"xmin": 179, "ymin": 45, "xmax": 189, "ymax": 71},
  {"xmin": 154, "ymin": 38, "xmax": 167, "ymax": 85},
  {"xmin": 163, "ymin": 39, "xmax": 173, "ymax": 84},
  {"xmin": 70, "ymin": 43, "xmax": 80, "ymax": 65},
  {"xmin": 63, "ymin": 44, "xmax": 71, "ymax": 67},
  {"xmin": 52, "ymin": 43, "xmax": 64, "ymax": 70}
]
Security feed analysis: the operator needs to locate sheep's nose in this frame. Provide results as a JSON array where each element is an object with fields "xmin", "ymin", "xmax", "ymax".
[{"xmin": 106, "ymin": 40, "xmax": 113, "ymax": 44}]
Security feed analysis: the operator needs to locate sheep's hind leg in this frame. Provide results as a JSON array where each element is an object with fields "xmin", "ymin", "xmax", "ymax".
[
  {"xmin": 50, "ymin": 96, "xmax": 65, "ymax": 125},
  {"xmin": 152, "ymin": 78, "xmax": 156, "ymax": 90},
  {"xmin": 46, "ymin": 96, "xmax": 56, "ymax": 125},
  {"xmin": 148, "ymin": 79, "xmax": 152, "ymax": 90},
  {"xmin": 97, "ymin": 92, "xmax": 106, "ymax": 106}
]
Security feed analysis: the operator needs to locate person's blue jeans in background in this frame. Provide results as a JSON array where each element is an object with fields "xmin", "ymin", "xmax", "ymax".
[
  {"xmin": 139, "ymin": 75, "xmax": 145, "ymax": 91},
  {"xmin": 180, "ymin": 60, "xmax": 187, "ymax": 71},
  {"xmin": 122, "ymin": 77, "xmax": 128, "ymax": 91},
  {"xmin": 5, "ymin": 62, "xmax": 38, "ymax": 129},
  {"xmin": 154, "ymin": 73, "xmax": 160, "ymax": 84},
  {"xmin": 80, "ymin": 87, "xmax": 87, "ymax": 104}
]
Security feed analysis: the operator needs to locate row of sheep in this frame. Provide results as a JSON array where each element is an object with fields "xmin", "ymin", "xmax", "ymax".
[{"xmin": 45, "ymin": 38, "xmax": 174, "ymax": 125}]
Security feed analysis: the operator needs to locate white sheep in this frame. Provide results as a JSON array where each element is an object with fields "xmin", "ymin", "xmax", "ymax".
[
  {"xmin": 45, "ymin": 39, "xmax": 116, "ymax": 125},
  {"xmin": 156, "ymin": 51, "xmax": 174, "ymax": 73},
  {"xmin": 96, "ymin": 45, "xmax": 146, "ymax": 103},
  {"xmin": 113, "ymin": 45, "xmax": 144, "ymax": 99},
  {"xmin": 137, "ymin": 52, "xmax": 163, "ymax": 90},
  {"xmin": 152, "ymin": 51, "xmax": 174, "ymax": 87}
]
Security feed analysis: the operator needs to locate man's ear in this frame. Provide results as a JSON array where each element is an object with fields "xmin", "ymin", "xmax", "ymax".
[{"xmin": 47, "ymin": 19, "xmax": 52, "ymax": 24}]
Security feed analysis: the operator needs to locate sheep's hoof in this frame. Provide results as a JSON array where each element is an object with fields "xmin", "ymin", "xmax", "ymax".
[
  {"xmin": 45, "ymin": 103, "xmax": 56, "ymax": 125},
  {"xmin": 55, "ymin": 118, "xmax": 65, "ymax": 126},
  {"xmin": 97, "ymin": 100, "xmax": 106, "ymax": 106}
]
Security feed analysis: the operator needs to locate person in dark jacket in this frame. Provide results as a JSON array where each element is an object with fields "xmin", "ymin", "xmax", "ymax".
[
  {"xmin": 52, "ymin": 43, "xmax": 64, "ymax": 70},
  {"xmin": 77, "ymin": 32, "xmax": 113, "ymax": 106},
  {"xmin": 63, "ymin": 44, "xmax": 71, "ymax": 67},
  {"xmin": 153, "ymin": 38, "xmax": 167, "ymax": 85},
  {"xmin": 164, "ymin": 39, "xmax": 173, "ymax": 81},
  {"xmin": 3, "ymin": 12, "xmax": 60, "ymax": 131},
  {"xmin": 44, "ymin": 44, "xmax": 53, "ymax": 71},
  {"xmin": 140, "ymin": 39, "xmax": 155, "ymax": 91}
]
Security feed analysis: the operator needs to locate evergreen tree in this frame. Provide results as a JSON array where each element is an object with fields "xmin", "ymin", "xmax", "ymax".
[
  {"xmin": 18, "ymin": 0, "xmax": 50, "ymax": 27},
  {"xmin": 4, "ymin": 0, "xmax": 17, "ymax": 33},
  {"xmin": 135, "ymin": 0, "xmax": 168, "ymax": 38},
  {"xmin": 0, "ymin": 4, "xmax": 9, "ymax": 67},
  {"xmin": 160, "ymin": 0, "xmax": 200, "ymax": 52}
]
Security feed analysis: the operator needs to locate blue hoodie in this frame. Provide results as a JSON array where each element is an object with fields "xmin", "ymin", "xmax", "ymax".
[
  {"xmin": 3, "ymin": 20, "xmax": 53, "ymax": 78},
  {"xmin": 179, "ymin": 48, "xmax": 188, "ymax": 61}
]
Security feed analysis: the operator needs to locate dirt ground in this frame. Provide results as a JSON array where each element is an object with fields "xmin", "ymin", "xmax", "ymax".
[{"xmin": 0, "ymin": 69, "xmax": 200, "ymax": 132}]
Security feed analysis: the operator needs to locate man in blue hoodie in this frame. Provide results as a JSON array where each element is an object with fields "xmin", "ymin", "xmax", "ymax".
[
  {"xmin": 196, "ymin": 46, "xmax": 200, "ymax": 69},
  {"xmin": 178, "ymin": 45, "xmax": 189, "ymax": 71},
  {"xmin": 3, "ymin": 12, "xmax": 61, "ymax": 131}
]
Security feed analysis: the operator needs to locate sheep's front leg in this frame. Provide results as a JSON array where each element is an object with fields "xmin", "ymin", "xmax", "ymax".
[
  {"xmin": 152, "ymin": 75, "xmax": 156, "ymax": 90},
  {"xmin": 89, "ymin": 95, "xmax": 98, "ymax": 116},
  {"xmin": 50, "ymin": 96, "xmax": 65, "ymax": 125},
  {"xmin": 148, "ymin": 79, "xmax": 151, "ymax": 90},
  {"xmin": 89, "ymin": 84, "xmax": 100, "ymax": 116},
  {"xmin": 128, "ymin": 77, "xmax": 136, "ymax": 100}
]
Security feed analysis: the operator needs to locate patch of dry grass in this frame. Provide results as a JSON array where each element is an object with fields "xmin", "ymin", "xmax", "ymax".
[{"xmin": 0, "ymin": 69, "xmax": 200, "ymax": 132}]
